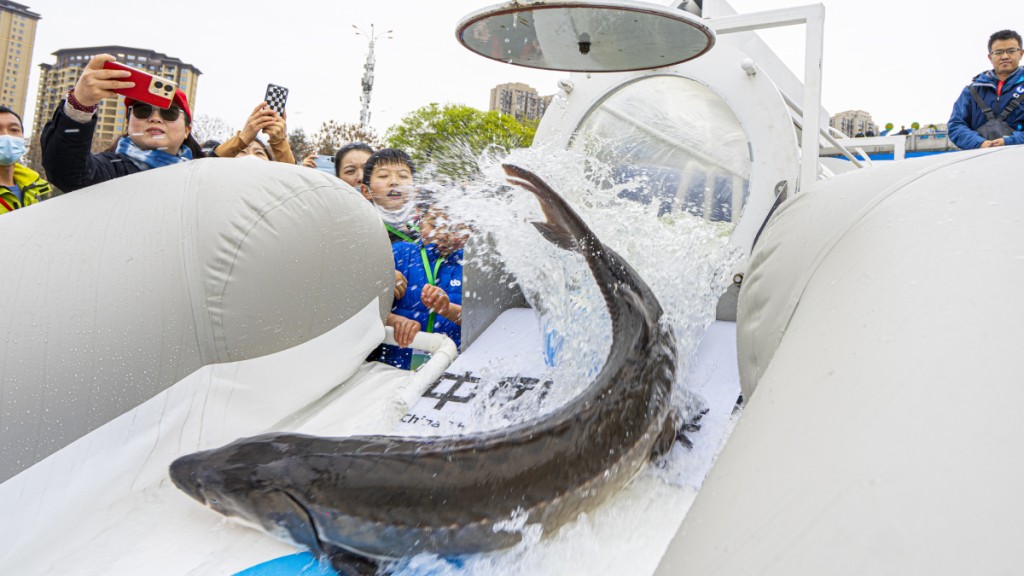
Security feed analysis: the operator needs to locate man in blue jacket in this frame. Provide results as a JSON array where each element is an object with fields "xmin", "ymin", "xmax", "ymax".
[{"xmin": 948, "ymin": 30, "xmax": 1024, "ymax": 150}]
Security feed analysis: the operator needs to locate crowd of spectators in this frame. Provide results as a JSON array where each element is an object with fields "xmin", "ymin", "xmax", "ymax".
[{"xmin": 5, "ymin": 53, "xmax": 467, "ymax": 370}]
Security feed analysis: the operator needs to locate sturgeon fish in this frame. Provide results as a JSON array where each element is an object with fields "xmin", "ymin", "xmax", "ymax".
[{"xmin": 170, "ymin": 164, "xmax": 693, "ymax": 574}]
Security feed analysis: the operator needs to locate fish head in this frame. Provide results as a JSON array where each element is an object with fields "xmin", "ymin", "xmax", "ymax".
[{"xmin": 169, "ymin": 437, "xmax": 317, "ymax": 545}]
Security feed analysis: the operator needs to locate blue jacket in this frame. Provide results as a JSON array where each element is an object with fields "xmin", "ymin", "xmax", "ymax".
[
  {"xmin": 376, "ymin": 242, "xmax": 463, "ymax": 369},
  {"xmin": 948, "ymin": 66, "xmax": 1024, "ymax": 150}
]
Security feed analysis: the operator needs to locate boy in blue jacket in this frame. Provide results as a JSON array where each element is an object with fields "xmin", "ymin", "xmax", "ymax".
[{"xmin": 378, "ymin": 206, "xmax": 468, "ymax": 370}]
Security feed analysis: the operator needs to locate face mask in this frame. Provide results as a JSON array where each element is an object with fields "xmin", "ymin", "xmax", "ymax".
[
  {"xmin": 0, "ymin": 135, "xmax": 25, "ymax": 166},
  {"xmin": 376, "ymin": 201, "xmax": 417, "ymax": 228}
]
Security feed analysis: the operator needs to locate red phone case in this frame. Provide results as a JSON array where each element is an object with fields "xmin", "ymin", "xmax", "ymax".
[{"xmin": 102, "ymin": 61, "xmax": 178, "ymax": 108}]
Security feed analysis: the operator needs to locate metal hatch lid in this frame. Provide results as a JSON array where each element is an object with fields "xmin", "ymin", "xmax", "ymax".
[{"xmin": 456, "ymin": 0, "xmax": 715, "ymax": 73}]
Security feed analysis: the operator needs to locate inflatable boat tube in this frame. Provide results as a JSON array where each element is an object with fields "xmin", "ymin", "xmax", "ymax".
[
  {"xmin": 0, "ymin": 159, "xmax": 394, "ymax": 482},
  {"xmin": 657, "ymin": 147, "xmax": 1024, "ymax": 574}
]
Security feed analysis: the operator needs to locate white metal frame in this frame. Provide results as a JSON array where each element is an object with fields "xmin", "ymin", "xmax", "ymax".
[
  {"xmin": 708, "ymin": 4, "xmax": 826, "ymax": 191},
  {"xmin": 831, "ymin": 135, "xmax": 908, "ymax": 162}
]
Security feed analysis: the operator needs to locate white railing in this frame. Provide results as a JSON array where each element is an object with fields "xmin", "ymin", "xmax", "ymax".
[
  {"xmin": 383, "ymin": 327, "xmax": 459, "ymax": 409},
  {"xmin": 829, "ymin": 134, "xmax": 908, "ymax": 162},
  {"xmin": 709, "ymin": 4, "xmax": 826, "ymax": 190}
]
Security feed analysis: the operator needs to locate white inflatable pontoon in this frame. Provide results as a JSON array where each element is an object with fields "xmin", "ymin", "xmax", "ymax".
[
  {"xmin": 4, "ymin": 0, "xmax": 1022, "ymax": 574},
  {"xmin": 0, "ymin": 159, "xmax": 394, "ymax": 483},
  {"xmin": 658, "ymin": 146, "xmax": 1024, "ymax": 575}
]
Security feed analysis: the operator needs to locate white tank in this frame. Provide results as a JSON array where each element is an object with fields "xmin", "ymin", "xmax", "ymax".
[
  {"xmin": 657, "ymin": 147, "xmax": 1024, "ymax": 574},
  {"xmin": 0, "ymin": 159, "xmax": 393, "ymax": 482}
]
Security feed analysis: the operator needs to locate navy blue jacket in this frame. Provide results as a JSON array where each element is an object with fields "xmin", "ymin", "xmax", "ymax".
[
  {"xmin": 948, "ymin": 67, "xmax": 1024, "ymax": 150},
  {"xmin": 40, "ymin": 102, "xmax": 143, "ymax": 192},
  {"xmin": 377, "ymin": 243, "xmax": 463, "ymax": 369}
]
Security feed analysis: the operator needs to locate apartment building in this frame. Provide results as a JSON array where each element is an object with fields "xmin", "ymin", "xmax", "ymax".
[
  {"xmin": 0, "ymin": 1, "xmax": 40, "ymax": 116},
  {"xmin": 489, "ymin": 82, "xmax": 549, "ymax": 122},
  {"xmin": 829, "ymin": 109, "xmax": 879, "ymax": 137}
]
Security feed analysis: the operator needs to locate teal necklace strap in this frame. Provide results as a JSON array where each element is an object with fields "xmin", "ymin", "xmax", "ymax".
[{"xmin": 419, "ymin": 247, "xmax": 443, "ymax": 333}]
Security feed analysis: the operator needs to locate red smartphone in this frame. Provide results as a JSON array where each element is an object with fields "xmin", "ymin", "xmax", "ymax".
[{"xmin": 101, "ymin": 61, "xmax": 178, "ymax": 108}]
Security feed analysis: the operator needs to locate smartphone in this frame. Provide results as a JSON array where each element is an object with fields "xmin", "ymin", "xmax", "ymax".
[
  {"xmin": 313, "ymin": 155, "xmax": 335, "ymax": 175},
  {"xmin": 101, "ymin": 61, "xmax": 177, "ymax": 108},
  {"xmin": 264, "ymin": 84, "xmax": 289, "ymax": 115}
]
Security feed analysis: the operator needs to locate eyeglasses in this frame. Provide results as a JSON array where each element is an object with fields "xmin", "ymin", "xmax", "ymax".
[
  {"xmin": 130, "ymin": 103, "xmax": 186, "ymax": 123},
  {"xmin": 990, "ymin": 47, "xmax": 1021, "ymax": 57}
]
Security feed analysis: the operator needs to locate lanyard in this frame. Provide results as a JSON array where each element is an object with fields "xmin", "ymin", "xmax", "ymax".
[
  {"xmin": 418, "ymin": 246, "xmax": 444, "ymax": 333},
  {"xmin": 388, "ymin": 222, "xmax": 442, "ymax": 332},
  {"xmin": 385, "ymin": 224, "xmax": 415, "ymax": 243}
]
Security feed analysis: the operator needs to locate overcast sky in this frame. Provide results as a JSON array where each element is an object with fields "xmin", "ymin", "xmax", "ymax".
[
  {"xmin": 726, "ymin": 0, "xmax": 1009, "ymax": 129},
  {"xmin": 19, "ymin": 0, "xmax": 1011, "ymax": 137}
]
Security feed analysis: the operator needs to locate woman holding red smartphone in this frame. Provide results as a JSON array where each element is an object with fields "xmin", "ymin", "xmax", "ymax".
[{"xmin": 39, "ymin": 54, "xmax": 203, "ymax": 193}]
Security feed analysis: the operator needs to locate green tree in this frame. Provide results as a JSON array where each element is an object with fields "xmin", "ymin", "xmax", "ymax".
[{"xmin": 385, "ymin": 103, "xmax": 536, "ymax": 180}]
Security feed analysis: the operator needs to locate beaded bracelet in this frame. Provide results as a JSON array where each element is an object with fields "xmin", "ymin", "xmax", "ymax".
[{"xmin": 66, "ymin": 90, "xmax": 98, "ymax": 114}]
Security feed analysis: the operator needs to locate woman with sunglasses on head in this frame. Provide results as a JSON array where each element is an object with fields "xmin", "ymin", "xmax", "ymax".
[{"xmin": 40, "ymin": 54, "xmax": 203, "ymax": 193}]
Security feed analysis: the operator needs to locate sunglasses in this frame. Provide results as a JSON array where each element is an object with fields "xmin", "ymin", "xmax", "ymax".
[{"xmin": 130, "ymin": 103, "xmax": 186, "ymax": 123}]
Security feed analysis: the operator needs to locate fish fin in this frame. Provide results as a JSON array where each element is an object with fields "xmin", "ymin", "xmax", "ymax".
[
  {"xmin": 675, "ymin": 428, "xmax": 695, "ymax": 450},
  {"xmin": 651, "ymin": 403, "xmax": 709, "ymax": 456},
  {"xmin": 270, "ymin": 491, "xmax": 369, "ymax": 574},
  {"xmin": 324, "ymin": 543, "xmax": 380, "ymax": 576},
  {"xmin": 650, "ymin": 412, "xmax": 681, "ymax": 459},
  {"xmin": 266, "ymin": 491, "xmax": 325, "ymax": 553},
  {"xmin": 675, "ymin": 407, "xmax": 709, "ymax": 450},
  {"xmin": 532, "ymin": 221, "xmax": 576, "ymax": 251}
]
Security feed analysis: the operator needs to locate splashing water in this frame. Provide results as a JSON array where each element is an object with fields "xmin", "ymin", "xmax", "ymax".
[
  {"xmin": 421, "ymin": 144, "xmax": 738, "ymax": 434},
  {"xmin": 391, "ymin": 144, "xmax": 740, "ymax": 576},
  {"xmin": 370, "ymin": 140, "xmax": 741, "ymax": 575}
]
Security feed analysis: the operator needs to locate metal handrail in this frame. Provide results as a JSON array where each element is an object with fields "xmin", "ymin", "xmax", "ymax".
[
  {"xmin": 383, "ymin": 327, "xmax": 459, "ymax": 412},
  {"xmin": 780, "ymin": 91, "xmax": 865, "ymax": 169}
]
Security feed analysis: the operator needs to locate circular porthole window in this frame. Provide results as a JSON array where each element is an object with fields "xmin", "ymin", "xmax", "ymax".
[{"xmin": 570, "ymin": 75, "xmax": 751, "ymax": 224}]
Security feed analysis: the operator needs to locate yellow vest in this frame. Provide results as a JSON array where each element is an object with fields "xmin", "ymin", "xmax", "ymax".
[{"xmin": 0, "ymin": 163, "xmax": 51, "ymax": 214}]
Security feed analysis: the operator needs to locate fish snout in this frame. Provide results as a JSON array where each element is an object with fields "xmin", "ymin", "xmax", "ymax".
[{"xmin": 169, "ymin": 454, "xmax": 209, "ymax": 504}]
